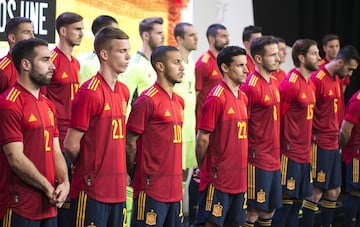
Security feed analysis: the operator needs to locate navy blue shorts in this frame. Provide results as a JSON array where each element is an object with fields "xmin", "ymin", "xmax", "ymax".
[
  {"xmin": 345, "ymin": 158, "xmax": 360, "ymax": 193},
  {"xmin": 1, "ymin": 208, "xmax": 57, "ymax": 227},
  {"xmin": 197, "ymin": 184, "xmax": 246, "ymax": 226},
  {"xmin": 311, "ymin": 143, "xmax": 342, "ymax": 190},
  {"xmin": 247, "ymin": 164, "xmax": 282, "ymax": 212},
  {"xmin": 70, "ymin": 191, "xmax": 126, "ymax": 227},
  {"xmin": 280, "ymin": 154, "xmax": 313, "ymax": 198},
  {"xmin": 131, "ymin": 191, "xmax": 183, "ymax": 227}
]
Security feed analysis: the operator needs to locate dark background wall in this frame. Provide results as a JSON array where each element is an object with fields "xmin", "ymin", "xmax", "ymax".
[{"xmin": 253, "ymin": 0, "xmax": 360, "ymax": 102}]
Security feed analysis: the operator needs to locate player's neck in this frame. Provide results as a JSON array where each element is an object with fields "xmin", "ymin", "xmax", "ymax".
[
  {"xmin": 99, "ymin": 67, "xmax": 118, "ymax": 91},
  {"xmin": 18, "ymin": 77, "xmax": 41, "ymax": 99},
  {"xmin": 157, "ymin": 78, "xmax": 174, "ymax": 98},
  {"xmin": 224, "ymin": 78, "xmax": 239, "ymax": 98},
  {"xmin": 140, "ymin": 44, "xmax": 152, "ymax": 61},
  {"xmin": 178, "ymin": 46, "xmax": 190, "ymax": 63},
  {"xmin": 57, "ymin": 41, "xmax": 74, "ymax": 60},
  {"xmin": 297, "ymin": 66, "xmax": 311, "ymax": 81},
  {"xmin": 256, "ymin": 66, "xmax": 271, "ymax": 83}
]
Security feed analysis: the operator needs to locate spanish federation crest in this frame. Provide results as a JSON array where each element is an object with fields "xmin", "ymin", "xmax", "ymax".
[
  {"xmin": 287, "ymin": 177, "xmax": 295, "ymax": 190},
  {"xmin": 146, "ymin": 210, "xmax": 157, "ymax": 225},
  {"xmin": 317, "ymin": 170, "xmax": 326, "ymax": 183},
  {"xmin": 212, "ymin": 202, "xmax": 223, "ymax": 217},
  {"xmin": 257, "ymin": 189, "xmax": 266, "ymax": 203}
]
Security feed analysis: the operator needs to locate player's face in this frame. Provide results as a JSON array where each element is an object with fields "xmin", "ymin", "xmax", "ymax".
[
  {"xmin": 64, "ymin": 21, "xmax": 84, "ymax": 47},
  {"xmin": 226, "ymin": 54, "xmax": 248, "ymax": 85},
  {"xmin": 148, "ymin": 23, "xmax": 164, "ymax": 50},
  {"xmin": 304, "ymin": 45, "xmax": 321, "ymax": 72},
  {"xmin": 181, "ymin": 25, "xmax": 198, "ymax": 51},
  {"xmin": 13, "ymin": 22, "xmax": 34, "ymax": 42},
  {"xmin": 277, "ymin": 42, "xmax": 287, "ymax": 64},
  {"xmin": 337, "ymin": 59, "xmax": 359, "ymax": 79},
  {"xmin": 29, "ymin": 46, "xmax": 56, "ymax": 86},
  {"xmin": 214, "ymin": 29, "xmax": 229, "ymax": 52},
  {"xmin": 163, "ymin": 51, "xmax": 184, "ymax": 84},
  {"xmin": 323, "ymin": 39, "xmax": 340, "ymax": 60},
  {"xmin": 261, "ymin": 43, "xmax": 280, "ymax": 73},
  {"xmin": 107, "ymin": 39, "xmax": 131, "ymax": 75}
]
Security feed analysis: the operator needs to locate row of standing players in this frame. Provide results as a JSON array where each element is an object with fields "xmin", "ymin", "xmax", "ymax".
[{"xmin": 0, "ymin": 13, "xmax": 360, "ymax": 227}]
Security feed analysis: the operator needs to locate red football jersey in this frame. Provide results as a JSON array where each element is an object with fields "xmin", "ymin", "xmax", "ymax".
[
  {"xmin": 241, "ymin": 71, "xmax": 281, "ymax": 171},
  {"xmin": 310, "ymin": 68, "xmax": 341, "ymax": 150},
  {"xmin": 69, "ymin": 74, "xmax": 129, "ymax": 203},
  {"xmin": 246, "ymin": 53, "xmax": 256, "ymax": 75},
  {"xmin": 0, "ymin": 83, "xmax": 58, "ymax": 220},
  {"xmin": 127, "ymin": 83, "xmax": 184, "ymax": 202},
  {"xmin": 272, "ymin": 68, "xmax": 286, "ymax": 88},
  {"xmin": 43, "ymin": 47, "xmax": 80, "ymax": 150},
  {"xmin": 195, "ymin": 50, "xmax": 222, "ymax": 129},
  {"xmin": 280, "ymin": 69, "xmax": 316, "ymax": 163},
  {"xmin": 199, "ymin": 81, "xmax": 248, "ymax": 193},
  {"xmin": 0, "ymin": 53, "xmax": 18, "ymax": 94},
  {"xmin": 343, "ymin": 90, "xmax": 360, "ymax": 165}
]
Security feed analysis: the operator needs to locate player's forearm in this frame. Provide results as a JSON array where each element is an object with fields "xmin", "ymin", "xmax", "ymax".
[
  {"xmin": 339, "ymin": 132, "xmax": 351, "ymax": 150},
  {"xmin": 6, "ymin": 152, "xmax": 53, "ymax": 195},
  {"xmin": 126, "ymin": 130, "xmax": 139, "ymax": 179},
  {"xmin": 196, "ymin": 132, "xmax": 210, "ymax": 168},
  {"xmin": 54, "ymin": 150, "xmax": 69, "ymax": 184}
]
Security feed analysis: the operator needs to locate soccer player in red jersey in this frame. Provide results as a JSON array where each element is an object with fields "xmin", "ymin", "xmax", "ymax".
[
  {"xmin": 271, "ymin": 39, "xmax": 321, "ymax": 227},
  {"xmin": 195, "ymin": 23, "xmax": 229, "ymax": 130},
  {"xmin": 64, "ymin": 27, "xmax": 130, "ymax": 227},
  {"xmin": 240, "ymin": 36, "xmax": 282, "ymax": 227},
  {"xmin": 196, "ymin": 46, "xmax": 249, "ymax": 227},
  {"xmin": 43, "ymin": 12, "xmax": 83, "ymax": 225},
  {"xmin": 0, "ymin": 38, "xmax": 69, "ymax": 227},
  {"xmin": 320, "ymin": 34, "xmax": 348, "ymax": 127},
  {"xmin": 126, "ymin": 46, "xmax": 185, "ymax": 226},
  {"xmin": 242, "ymin": 25, "xmax": 262, "ymax": 75},
  {"xmin": 0, "ymin": 17, "xmax": 34, "ymax": 94},
  {"xmin": 303, "ymin": 45, "xmax": 360, "ymax": 227},
  {"xmin": 340, "ymin": 90, "xmax": 360, "ymax": 227},
  {"xmin": 271, "ymin": 37, "xmax": 287, "ymax": 87}
]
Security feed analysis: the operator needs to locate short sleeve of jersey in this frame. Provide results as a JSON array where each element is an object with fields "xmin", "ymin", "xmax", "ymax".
[
  {"xmin": 279, "ymin": 79, "xmax": 296, "ymax": 118},
  {"xmin": 195, "ymin": 58, "xmax": 209, "ymax": 91},
  {"xmin": 0, "ymin": 102, "xmax": 23, "ymax": 145},
  {"xmin": 344, "ymin": 93, "xmax": 360, "ymax": 125},
  {"xmin": 199, "ymin": 96, "xmax": 223, "ymax": 132},
  {"xmin": 126, "ymin": 95, "xmax": 154, "ymax": 134},
  {"xmin": 70, "ymin": 89, "xmax": 101, "ymax": 131}
]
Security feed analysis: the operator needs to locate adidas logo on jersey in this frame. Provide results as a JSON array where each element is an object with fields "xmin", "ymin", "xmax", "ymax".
[
  {"xmin": 28, "ymin": 114, "xmax": 37, "ymax": 122},
  {"xmin": 264, "ymin": 95, "xmax": 270, "ymax": 102},
  {"xmin": 227, "ymin": 107, "xmax": 235, "ymax": 114},
  {"xmin": 104, "ymin": 103, "xmax": 111, "ymax": 111},
  {"xmin": 164, "ymin": 110, "xmax": 171, "ymax": 117},
  {"xmin": 328, "ymin": 90, "xmax": 334, "ymax": 96},
  {"xmin": 61, "ymin": 72, "xmax": 68, "ymax": 79}
]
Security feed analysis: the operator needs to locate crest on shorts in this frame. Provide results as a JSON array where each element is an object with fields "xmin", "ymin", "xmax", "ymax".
[
  {"xmin": 87, "ymin": 222, "xmax": 96, "ymax": 227},
  {"xmin": 257, "ymin": 189, "xmax": 266, "ymax": 203},
  {"xmin": 212, "ymin": 202, "xmax": 223, "ymax": 217},
  {"xmin": 317, "ymin": 170, "xmax": 326, "ymax": 183},
  {"xmin": 146, "ymin": 210, "xmax": 157, "ymax": 226},
  {"xmin": 287, "ymin": 177, "xmax": 296, "ymax": 190}
]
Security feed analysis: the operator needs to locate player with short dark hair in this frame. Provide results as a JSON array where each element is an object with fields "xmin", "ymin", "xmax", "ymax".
[
  {"xmin": 196, "ymin": 46, "xmax": 249, "ymax": 227},
  {"xmin": 303, "ymin": 45, "xmax": 360, "ymax": 227},
  {"xmin": 126, "ymin": 45, "xmax": 185, "ymax": 226},
  {"xmin": 271, "ymin": 39, "xmax": 321, "ymax": 227},
  {"xmin": 0, "ymin": 38, "xmax": 69, "ymax": 227},
  {"xmin": 0, "ymin": 17, "xmax": 34, "ymax": 94},
  {"xmin": 241, "ymin": 35, "xmax": 282, "ymax": 227}
]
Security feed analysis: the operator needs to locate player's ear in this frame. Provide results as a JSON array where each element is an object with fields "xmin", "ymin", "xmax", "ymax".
[
  {"xmin": 99, "ymin": 49, "xmax": 108, "ymax": 61},
  {"xmin": 22, "ymin": 58, "xmax": 32, "ymax": 72},
  {"xmin": 221, "ymin": 63, "xmax": 228, "ymax": 73}
]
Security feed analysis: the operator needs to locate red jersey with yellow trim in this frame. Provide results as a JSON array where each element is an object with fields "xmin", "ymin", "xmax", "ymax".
[
  {"xmin": 127, "ymin": 83, "xmax": 184, "ymax": 202},
  {"xmin": 320, "ymin": 58, "xmax": 348, "ymax": 125},
  {"xmin": 195, "ymin": 50, "xmax": 222, "ymax": 129},
  {"xmin": 43, "ymin": 47, "xmax": 80, "ymax": 150},
  {"xmin": 240, "ymin": 71, "xmax": 280, "ymax": 171},
  {"xmin": 0, "ymin": 53, "xmax": 18, "ymax": 94},
  {"xmin": 310, "ymin": 68, "xmax": 341, "ymax": 150},
  {"xmin": 0, "ymin": 83, "xmax": 58, "ymax": 220},
  {"xmin": 199, "ymin": 81, "xmax": 248, "ymax": 193},
  {"xmin": 343, "ymin": 90, "xmax": 360, "ymax": 165},
  {"xmin": 280, "ymin": 68, "xmax": 316, "ymax": 163},
  {"xmin": 272, "ymin": 68, "xmax": 286, "ymax": 88},
  {"xmin": 69, "ymin": 73, "xmax": 129, "ymax": 203},
  {"xmin": 246, "ymin": 53, "xmax": 256, "ymax": 75}
]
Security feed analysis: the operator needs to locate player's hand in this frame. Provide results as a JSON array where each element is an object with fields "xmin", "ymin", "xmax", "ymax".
[
  {"xmin": 44, "ymin": 184, "xmax": 57, "ymax": 206},
  {"xmin": 54, "ymin": 181, "xmax": 70, "ymax": 208}
]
